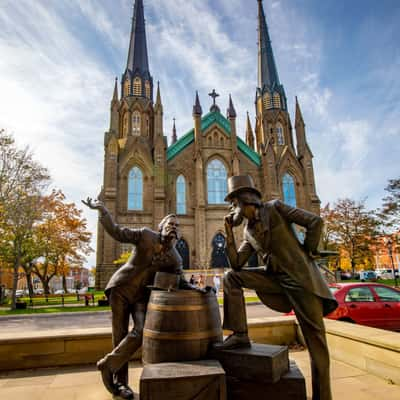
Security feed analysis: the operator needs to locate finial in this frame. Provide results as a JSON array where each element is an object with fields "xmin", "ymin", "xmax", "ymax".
[
  {"xmin": 227, "ymin": 94, "xmax": 237, "ymax": 118},
  {"xmin": 208, "ymin": 89, "xmax": 220, "ymax": 113},
  {"xmin": 193, "ymin": 91, "xmax": 203, "ymax": 116}
]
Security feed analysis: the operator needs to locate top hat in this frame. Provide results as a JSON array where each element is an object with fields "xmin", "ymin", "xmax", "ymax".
[
  {"xmin": 147, "ymin": 272, "xmax": 180, "ymax": 291},
  {"xmin": 224, "ymin": 175, "xmax": 262, "ymax": 202}
]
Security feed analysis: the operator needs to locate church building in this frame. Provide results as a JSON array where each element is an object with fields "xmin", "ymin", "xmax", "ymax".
[{"xmin": 96, "ymin": 0, "xmax": 320, "ymax": 289}]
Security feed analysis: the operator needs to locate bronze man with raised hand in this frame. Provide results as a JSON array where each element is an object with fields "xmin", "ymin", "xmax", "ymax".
[
  {"xmin": 214, "ymin": 176, "xmax": 338, "ymax": 400},
  {"xmin": 83, "ymin": 198, "xmax": 194, "ymax": 400}
]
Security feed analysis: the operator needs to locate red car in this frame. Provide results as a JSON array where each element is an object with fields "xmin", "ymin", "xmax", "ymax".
[{"xmin": 326, "ymin": 283, "xmax": 400, "ymax": 331}]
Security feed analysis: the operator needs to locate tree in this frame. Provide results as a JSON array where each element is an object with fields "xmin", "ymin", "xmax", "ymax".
[
  {"xmin": 0, "ymin": 129, "xmax": 50, "ymax": 308},
  {"xmin": 327, "ymin": 198, "xmax": 379, "ymax": 276},
  {"xmin": 32, "ymin": 190, "xmax": 92, "ymax": 294},
  {"xmin": 381, "ymin": 178, "xmax": 400, "ymax": 231}
]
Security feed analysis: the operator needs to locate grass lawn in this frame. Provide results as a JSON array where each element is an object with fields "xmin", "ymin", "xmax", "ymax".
[{"xmin": 0, "ymin": 295, "xmax": 261, "ymax": 315}]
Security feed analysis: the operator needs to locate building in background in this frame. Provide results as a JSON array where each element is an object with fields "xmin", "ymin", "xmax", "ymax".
[{"xmin": 96, "ymin": 0, "xmax": 320, "ymax": 289}]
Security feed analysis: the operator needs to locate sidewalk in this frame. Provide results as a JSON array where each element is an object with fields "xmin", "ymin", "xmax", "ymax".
[{"xmin": 0, "ymin": 351, "xmax": 398, "ymax": 400}]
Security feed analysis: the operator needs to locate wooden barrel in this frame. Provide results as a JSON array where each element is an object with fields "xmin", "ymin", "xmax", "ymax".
[{"xmin": 142, "ymin": 290, "xmax": 222, "ymax": 364}]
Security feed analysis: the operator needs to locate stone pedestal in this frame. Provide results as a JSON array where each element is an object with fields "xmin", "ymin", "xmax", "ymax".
[
  {"xmin": 226, "ymin": 360, "xmax": 306, "ymax": 400},
  {"xmin": 140, "ymin": 359, "xmax": 226, "ymax": 400},
  {"xmin": 209, "ymin": 343, "xmax": 289, "ymax": 383}
]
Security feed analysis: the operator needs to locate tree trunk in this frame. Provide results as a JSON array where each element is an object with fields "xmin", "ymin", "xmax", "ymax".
[
  {"xmin": 351, "ymin": 259, "xmax": 356, "ymax": 278},
  {"xmin": 62, "ymin": 274, "xmax": 67, "ymax": 293},
  {"xmin": 11, "ymin": 260, "xmax": 20, "ymax": 310},
  {"xmin": 26, "ymin": 272, "xmax": 34, "ymax": 298}
]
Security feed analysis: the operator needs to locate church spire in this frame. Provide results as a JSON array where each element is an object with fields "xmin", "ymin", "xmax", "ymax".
[
  {"xmin": 126, "ymin": 0, "xmax": 149, "ymax": 75},
  {"xmin": 257, "ymin": 0, "xmax": 280, "ymax": 91},
  {"xmin": 246, "ymin": 112, "xmax": 255, "ymax": 150},
  {"xmin": 171, "ymin": 118, "xmax": 177, "ymax": 144},
  {"xmin": 112, "ymin": 77, "xmax": 118, "ymax": 101}
]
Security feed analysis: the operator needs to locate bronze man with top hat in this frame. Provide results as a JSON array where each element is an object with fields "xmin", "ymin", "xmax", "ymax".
[
  {"xmin": 83, "ymin": 198, "xmax": 198, "ymax": 400},
  {"xmin": 214, "ymin": 176, "xmax": 338, "ymax": 400}
]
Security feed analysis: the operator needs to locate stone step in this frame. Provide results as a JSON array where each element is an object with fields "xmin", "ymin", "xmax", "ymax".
[
  {"xmin": 140, "ymin": 359, "xmax": 226, "ymax": 400},
  {"xmin": 226, "ymin": 360, "xmax": 306, "ymax": 400},
  {"xmin": 209, "ymin": 342, "xmax": 289, "ymax": 383}
]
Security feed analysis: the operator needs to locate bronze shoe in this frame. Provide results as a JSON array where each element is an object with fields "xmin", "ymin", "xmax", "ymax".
[
  {"xmin": 97, "ymin": 357, "xmax": 118, "ymax": 395},
  {"xmin": 113, "ymin": 383, "xmax": 134, "ymax": 400},
  {"xmin": 213, "ymin": 333, "xmax": 251, "ymax": 350}
]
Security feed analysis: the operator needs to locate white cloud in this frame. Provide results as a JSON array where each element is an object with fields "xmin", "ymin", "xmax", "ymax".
[{"xmin": 0, "ymin": 0, "xmax": 398, "ymax": 267}]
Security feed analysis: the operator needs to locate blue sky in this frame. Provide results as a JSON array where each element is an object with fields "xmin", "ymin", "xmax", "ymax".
[{"xmin": 1, "ymin": 0, "xmax": 399, "ymax": 267}]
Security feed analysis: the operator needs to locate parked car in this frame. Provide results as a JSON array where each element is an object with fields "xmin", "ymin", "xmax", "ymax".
[
  {"xmin": 54, "ymin": 289, "xmax": 65, "ymax": 295},
  {"xmin": 286, "ymin": 282, "xmax": 400, "ymax": 331},
  {"xmin": 376, "ymin": 268, "xmax": 399, "ymax": 280},
  {"xmin": 327, "ymin": 283, "xmax": 400, "ymax": 331},
  {"xmin": 33, "ymin": 288, "xmax": 44, "ymax": 295},
  {"xmin": 15, "ymin": 289, "xmax": 25, "ymax": 297}
]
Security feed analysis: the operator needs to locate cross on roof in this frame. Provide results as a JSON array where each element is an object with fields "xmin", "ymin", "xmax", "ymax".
[{"xmin": 208, "ymin": 89, "xmax": 220, "ymax": 106}]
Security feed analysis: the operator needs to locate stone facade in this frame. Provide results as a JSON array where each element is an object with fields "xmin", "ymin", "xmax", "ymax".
[{"xmin": 95, "ymin": 0, "xmax": 320, "ymax": 289}]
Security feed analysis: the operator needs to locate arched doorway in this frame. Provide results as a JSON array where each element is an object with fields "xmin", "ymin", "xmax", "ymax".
[
  {"xmin": 211, "ymin": 233, "xmax": 229, "ymax": 269},
  {"xmin": 176, "ymin": 238, "xmax": 190, "ymax": 269}
]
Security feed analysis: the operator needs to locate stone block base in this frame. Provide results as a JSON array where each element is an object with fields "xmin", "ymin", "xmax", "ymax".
[
  {"xmin": 139, "ymin": 359, "xmax": 226, "ymax": 400},
  {"xmin": 209, "ymin": 343, "xmax": 289, "ymax": 383},
  {"xmin": 226, "ymin": 360, "xmax": 306, "ymax": 400}
]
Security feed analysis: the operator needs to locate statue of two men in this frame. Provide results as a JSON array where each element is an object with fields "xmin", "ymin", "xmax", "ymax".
[{"xmin": 84, "ymin": 174, "xmax": 338, "ymax": 400}]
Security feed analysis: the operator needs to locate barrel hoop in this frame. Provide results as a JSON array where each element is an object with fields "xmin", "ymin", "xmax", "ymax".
[
  {"xmin": 147, "ymin": 303, "xmax": 218, "ymax": 312},
  {"xmin": 143, "ymin": 328, "xmax": 221, "ymax": 341}
]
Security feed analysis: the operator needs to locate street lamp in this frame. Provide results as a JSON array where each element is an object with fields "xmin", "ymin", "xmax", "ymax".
[{"xmin": 385, "ymin": 238, "xmax": 398, "ymax": 288}]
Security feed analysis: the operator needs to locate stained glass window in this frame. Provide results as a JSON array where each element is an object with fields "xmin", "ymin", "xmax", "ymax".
[
  {"xmin": 176, "ymin": 175, "xmax": 186, "ymax": 214},
  {"xmin": 207, "ymin": 159, "xmax": 227, "ymax": 204},
  {"xmin": 282, "ymin": 173, "xmax": 296, "ymax": 207},
  {"xmin": 128, "ymin": 167, "xmax": 143, "ymax": 210}
]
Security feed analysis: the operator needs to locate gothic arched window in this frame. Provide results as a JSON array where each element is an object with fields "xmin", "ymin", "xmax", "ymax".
[
  {"xmin": 176, "ymin": 238, "xmax": 190, "ymax": 269},
  {"xmin": 124, "ymin": 78, "xmax": 131, "ymax": 97},
  {"xmin": 273, "ymin": 92, "xmax": 281, "ymax": 108},
  {"xmin": 282, "ymin": 173, "xmax": 296, "ymax": 207},
  {"xmin": 145, "ymin": 80, "xmax": 151, "ymax": 99},
  {"xmin": 133, "ymin": 77, "xmax": 141, "ymax": 96},
  {"xmin": 128, "ymin": 167, "xmax": 143, "ymax": 210},
  {"xmin": 132, "ymin": 111, "xmax": 141, "ymax": 136},
  {"xmin": 176, "ymin": 175, "xmax": 186, "ymax": 215},
  {"xmin": 276, "ymin": 123, "xmax": 285, "ymax": 145},
  {"xmin": 207, "ymin": 159, "xmax": 227, "ymax": 204},
  {"xmin": 211, "ymin": 233, "xmax": 229, "ymax": 268}
]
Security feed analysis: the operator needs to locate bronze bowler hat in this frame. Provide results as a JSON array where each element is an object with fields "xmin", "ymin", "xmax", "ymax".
[
  {"xmin": 148, "ymin": 271, "xmax": 180, "ymax": 291},
  {"xmin": 225, "ymin": 175, "xmax": 262, "ymax": 202}
]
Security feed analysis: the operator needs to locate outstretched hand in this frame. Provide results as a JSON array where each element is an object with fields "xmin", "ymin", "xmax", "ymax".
[{"xmin": 82, "ymin": 197, "xmax": 106, "ymax": 213}]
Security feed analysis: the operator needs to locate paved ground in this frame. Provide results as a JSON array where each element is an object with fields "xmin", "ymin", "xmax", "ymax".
[
  {"xmin": 0, "ymin": 303, "xmax": 282, "ymax": 334},
  {"xmin": 0, "ymin": 350, "xmax": 398, "ymax": 400}
]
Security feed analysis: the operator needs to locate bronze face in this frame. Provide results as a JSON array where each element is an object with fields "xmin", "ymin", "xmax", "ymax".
[{"xmin": 161, "ymin": 216, "xmax": 180, "ymax": 240}]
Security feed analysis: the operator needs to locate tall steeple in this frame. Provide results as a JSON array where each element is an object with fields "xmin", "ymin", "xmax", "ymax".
[
  {"xmin": 122, "ymin": 0, "xmax": 153, "ymax": 100},
  {"xmin": 257, "ymin": 0, "xmax": 279, "ymax": 90},
  {"xmin": 256, "ymin": 0, "xmax": 286, "ymax": 110},
  {"xmin": 127, "ymin": 0, "xmax": 149, "ymax": 75}
]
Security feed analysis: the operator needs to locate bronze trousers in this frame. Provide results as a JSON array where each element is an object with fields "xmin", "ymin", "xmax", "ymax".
[
  {"xmin": 223, "ymin": 269, "xmax": 332, "ymax": 400},
  {"xmin": 106, "ymin": 287, "xmax": 147, "ymax": 386}
]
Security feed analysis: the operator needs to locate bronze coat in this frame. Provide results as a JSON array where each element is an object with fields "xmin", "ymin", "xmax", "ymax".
[
  {"xmin": 237, "ymin": 200, "xmax": 337, "ymax": 315},
  {"xmin": 99, "ymin": 212, "xmax": 183, "ymax": 297}
]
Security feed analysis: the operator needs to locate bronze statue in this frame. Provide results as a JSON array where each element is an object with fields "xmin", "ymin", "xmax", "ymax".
[
  {"xmin": 213, "ymin": 176, "xmax": 338, "ymax": 400},
  {"xmin": 83, "ymin": 198, "xmax": 196, "ymax": 400}
]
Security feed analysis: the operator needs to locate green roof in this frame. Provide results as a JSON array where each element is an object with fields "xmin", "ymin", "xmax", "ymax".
[{"xmin": 167, "ymin": 111, "xmax": 261, "ymax": 166}]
